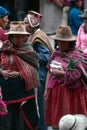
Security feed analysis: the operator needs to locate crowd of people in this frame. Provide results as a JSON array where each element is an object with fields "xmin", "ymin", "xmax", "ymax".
[{"xmin": 0, "ymin": 0, "xmax": 87, "ymax": 130}]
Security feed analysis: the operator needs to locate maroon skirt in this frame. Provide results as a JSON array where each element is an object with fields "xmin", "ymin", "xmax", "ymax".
[{"xmin": 45, "ymin": 84, "xmax": 87, "ymax": 129}]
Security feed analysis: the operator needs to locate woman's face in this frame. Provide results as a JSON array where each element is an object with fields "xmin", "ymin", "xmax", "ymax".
[
  {"xmin": 84, "ymin": 19, "xmax": 87, "ymax": 26},
  {"xmin": 75, "ymin": 1, "xmax": 82, "ymax": 8},
  {"xmin": 56, "ymin": 40, "xmax": 69, "ymax": 51},
  {"xmin": 24, "ymin": 17, "xmax": 32, "ymax": 33},
  {"xmin": 11, "ymin": 34, "xmax": 25, "ymax": 47},
  {"xmin": 0, "ymin": 15, "xmax": 9, "ymax": 29},
  {"xmin": 83, "ymin": 19, "xmax": 87, "ymax": 33}
]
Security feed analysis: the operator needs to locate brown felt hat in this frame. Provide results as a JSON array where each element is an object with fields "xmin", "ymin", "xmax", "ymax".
[
  {"xmin": 5, "ymin": 21, "xmax": 30, "ymax": 35},
  {"xmin": 51, "ymin": 25, "xmax": 76, "ymax": 41}
]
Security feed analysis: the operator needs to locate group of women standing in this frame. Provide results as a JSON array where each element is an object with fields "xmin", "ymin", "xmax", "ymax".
[{"xmin": 0, "ymin": 1, "xmax": 87, "ymax": 130}]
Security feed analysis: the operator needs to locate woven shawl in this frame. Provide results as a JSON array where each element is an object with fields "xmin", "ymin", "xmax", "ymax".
[
  {"xmin": 1, "ymin": 45, "xmax": 39, "ymax": 91},
  {"xmin": 11, "ymin": 48, "xmax": 39, "ymax": 91},
  {"xmin": 13, "ymin": 54, "xmax": 39, "ymax": 91},
  {"xmin": 29, "ymin": 29, "xmax": 53, "ymax": 53}
]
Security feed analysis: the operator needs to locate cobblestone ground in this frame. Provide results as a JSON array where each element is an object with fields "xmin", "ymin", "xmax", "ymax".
[{"xmin": 48, "ymin": 126, "xmax": 53, "ymax": 130}]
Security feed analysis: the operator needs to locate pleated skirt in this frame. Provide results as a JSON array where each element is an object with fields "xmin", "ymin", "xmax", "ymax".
[{"xmin": 45, "ymin": 84, "xmax": 87, "ymax": 129}]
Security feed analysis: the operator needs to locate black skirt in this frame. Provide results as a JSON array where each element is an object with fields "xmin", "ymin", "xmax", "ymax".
[{"xmin": 0, "ymin": 76, "xmax": 39, "ymax": 130}]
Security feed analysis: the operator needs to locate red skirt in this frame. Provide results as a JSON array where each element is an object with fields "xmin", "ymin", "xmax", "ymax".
[{"xmin": 45, "ymin": 84, "xmax": 87, "ymax": 129}]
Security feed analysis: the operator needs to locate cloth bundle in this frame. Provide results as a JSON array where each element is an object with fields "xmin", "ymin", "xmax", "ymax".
[{"xmin": 50, "ymin": 60, "xmax": 64, "ymax": 72}]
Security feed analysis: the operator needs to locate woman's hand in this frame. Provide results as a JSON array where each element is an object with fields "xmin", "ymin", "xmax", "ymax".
[
  {"xmin": 7, "ymin": 71, "xmax": 20, "ymax": 78},
  {"xmin": 1, "ymin": 70, "xmax": 21, "ymax": 79},
  {"xmin": 1, "ymin": 70, "xmax": 12, "ymax": 79},
  {"xmin": 50, "ymin": 68, "xmax": 65, "ymax": 77},
  {"xmin": 44, "ymin": 88, "xmax": 48, "ymax": 100}
]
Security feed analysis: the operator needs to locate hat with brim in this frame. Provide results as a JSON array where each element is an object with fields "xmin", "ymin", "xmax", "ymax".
[
  {"xmin": 28, "ymin": 10, "xmax": 42, "ymax": 26},
  {"xmin": 79, "ymin": 9, "xmax": 87, "ymax": 19},
  {"xmin": 27, "ymin": 14, "xmax": 40, "ymax": 28},
  {"xmin": 59, "ymin": 114, "xmax": 87, "ymax": 130},
  {"xmin": 51, "ymin": 25, "xmax": 76, "ymax": 41},
  {"xmin": 5, "ymin": 21, "xmax": 30, "ymax": 35},
  {"xmin": 28, "ymin": 10, "xmax": 42, "ymax": 18}
]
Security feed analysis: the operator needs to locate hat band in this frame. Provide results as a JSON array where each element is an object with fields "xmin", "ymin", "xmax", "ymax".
[
  {"xmin": 10, "ymin": 29, "xmax": 24, "ymax": 32},
  {"xmin": 56, "ymin": 34, "xmax": 72, "ymax": 39},
  {"xmin": 69, "ymin": 118, "xmax": 76, "ymax": 130}
]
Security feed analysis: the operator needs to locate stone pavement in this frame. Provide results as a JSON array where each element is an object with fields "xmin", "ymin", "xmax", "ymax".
[{"xmin": 48, "ymin": 126, "xmax": 52, "ymax": 130}]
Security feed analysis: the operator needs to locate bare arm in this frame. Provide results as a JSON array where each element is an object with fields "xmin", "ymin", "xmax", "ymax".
[{"xmin": 44, "ymin": 71, "xmax": 51, "ymax": 99}]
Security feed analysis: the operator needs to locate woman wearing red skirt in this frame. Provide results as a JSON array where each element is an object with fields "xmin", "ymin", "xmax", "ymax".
[{"xmin": 44, "ymin": 25, "xmax": 87, "ymax": 129}]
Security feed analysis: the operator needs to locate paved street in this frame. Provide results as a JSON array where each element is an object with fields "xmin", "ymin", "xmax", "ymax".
[{"xmin": 48, "ymin": 126, "xmax": 52, "ymax": 130}]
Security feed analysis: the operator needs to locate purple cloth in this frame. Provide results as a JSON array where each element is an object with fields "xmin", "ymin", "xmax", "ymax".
[
  {"xmin": 46, "ymin": 0, "xmax": 70, "ymax": 7},
  {"xmin": 0, "ymin": 29, "xmax": 8, "ymax": 42},
  {"xmin": 47, "ymin": 49, "xmax": 83, "ymax": 89},
  {"xmin": 76, "ymin": 24, "xmax": 87, "ymax": 53}
]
